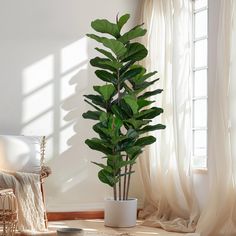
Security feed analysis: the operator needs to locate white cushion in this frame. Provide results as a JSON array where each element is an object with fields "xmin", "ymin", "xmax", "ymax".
[{"xmin": 0, "ymin": 135, "xmax": 43, "ymax": 174}]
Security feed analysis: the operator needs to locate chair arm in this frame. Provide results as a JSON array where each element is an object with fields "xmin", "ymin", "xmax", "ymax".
[{"xmin": 40, "ymin": 165, "xmax": 52, "ymax": 179}]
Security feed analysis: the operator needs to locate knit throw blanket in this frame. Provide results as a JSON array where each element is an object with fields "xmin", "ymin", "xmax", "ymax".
[{"xmin": 0, "ymin": 171, "xmax": 46, "ymax": 233}]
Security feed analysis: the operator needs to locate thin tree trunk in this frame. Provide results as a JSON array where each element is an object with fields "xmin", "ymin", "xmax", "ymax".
[
  {"xmin": 125, "ymin": 165, "xmax": 133, "ymax": 200},
  {"xmin": 123, "ymin": 155, "xmax": 129, "ymax": 200},
  {"xmin": 113, "ymin": 184, "xmax": 117, "ymax": 200},
  {"xmin": 119, "ymin": 170, "xmax": 121, "ymax": 200}
]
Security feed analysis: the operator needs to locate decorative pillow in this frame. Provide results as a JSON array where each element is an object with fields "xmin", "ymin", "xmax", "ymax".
[{"xmin": 0, "ymin": 135, "xmax": 43, "ymax": 174}]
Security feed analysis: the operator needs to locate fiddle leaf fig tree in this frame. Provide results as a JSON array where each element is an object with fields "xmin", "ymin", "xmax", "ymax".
[{"xmin": 83, "ymin": 13, "xmax": 165, "ymax": 200}]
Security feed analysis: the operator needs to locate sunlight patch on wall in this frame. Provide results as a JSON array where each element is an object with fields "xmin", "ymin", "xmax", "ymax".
[
  {"xmin": 59, "ymin": 123, "xmax": 74, "ymax": 154},
  {"xmin": 22, "ymin": 110, "xmax": 54, "ymax": 136},
  {"xmin": 22, "ymin": 84, "xmax": 54, "ymax": 124},
  {"xmin": 22, "ymin": 55, "xmax": 54, "ymax": 95},
  {"xmin": 60, "ymin": 37, "xmax": 88, "ymax": 74}
]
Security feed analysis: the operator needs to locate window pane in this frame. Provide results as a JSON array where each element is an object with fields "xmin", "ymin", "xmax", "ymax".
[
  {"xmin": 195, "ymin": 10, "xmax": 207, "ymax": 38},
  {"xmin": 194, "ymin": 39, "xmax": 207, "ymax": 68},
  {"xmin": 195, "ymin": 0, "xmax": 207, "ymax": 10},
  {"xmin": 193, "ymin": 99, "xmax": 207, "ymax": 127},
  {"xmin": 192, "ymin": 156, "xmax": 207, "ymax": 169},
  {"xmin": 194, "ymin": 70, "xmax": 207, "ymax": 97},
  {"xmin": 193, "ymin": 130, "xmax": 207, "ymax": 156}
]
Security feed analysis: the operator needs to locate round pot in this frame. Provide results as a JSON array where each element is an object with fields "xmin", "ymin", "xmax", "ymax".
[{"xmin": 104, "ymin": 198, "xmax": 137, "ymax": 228}]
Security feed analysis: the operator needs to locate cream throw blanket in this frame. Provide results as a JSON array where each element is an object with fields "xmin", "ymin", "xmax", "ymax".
[{"xmin": 0, "ymin": 171, "xmax": 46, "ymax": 233}]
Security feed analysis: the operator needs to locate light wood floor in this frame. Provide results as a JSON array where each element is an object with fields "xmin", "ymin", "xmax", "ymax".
[{"xmin": 48, "ymin": 220, "xmax": 186, "ymax": 236}]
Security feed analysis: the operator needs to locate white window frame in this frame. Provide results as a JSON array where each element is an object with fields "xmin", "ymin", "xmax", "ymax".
[{"xmin": 191, "ymin": 0, "xmax": 208, "ymax": 170}]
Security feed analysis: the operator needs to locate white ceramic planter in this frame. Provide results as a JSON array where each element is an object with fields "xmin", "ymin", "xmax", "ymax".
[{"xmin": 104, "ymin": 198, "xmax": 137, "ymax": 228}]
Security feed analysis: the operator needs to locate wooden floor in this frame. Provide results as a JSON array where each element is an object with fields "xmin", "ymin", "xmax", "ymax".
[{"xmin": 47, "ymin": 220, "xmax": 186, "ymax": 236}]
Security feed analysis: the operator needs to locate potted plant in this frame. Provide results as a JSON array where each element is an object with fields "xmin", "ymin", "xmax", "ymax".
[{"xmin": 83, "ymin": 13, "xmax": 165, "ymax": 227}]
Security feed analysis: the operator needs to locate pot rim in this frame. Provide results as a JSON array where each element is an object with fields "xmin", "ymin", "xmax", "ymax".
[{"xmin": 104, "ymin": 197, "xmax": 137, "ymax": 202}]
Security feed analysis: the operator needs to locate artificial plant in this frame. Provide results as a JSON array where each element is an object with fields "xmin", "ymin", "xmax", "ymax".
[{"xmin": 83, "ymin": 13, "xmax": 165, "ymax": 201}]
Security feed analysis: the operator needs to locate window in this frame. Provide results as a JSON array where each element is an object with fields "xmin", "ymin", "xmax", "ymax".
[{"xmin": 192, "ymin": 0, "xmax": 208, "ymax": 169}]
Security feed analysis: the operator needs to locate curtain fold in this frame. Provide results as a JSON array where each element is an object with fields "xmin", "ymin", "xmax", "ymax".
[{"xmin": 138, "ymin": 0, "xmax": 200, "ymax": 233}]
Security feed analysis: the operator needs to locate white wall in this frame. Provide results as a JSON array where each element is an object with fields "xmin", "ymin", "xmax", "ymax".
[{"xmin": 0, "ymin": 0, "xmax": 143, "ymax": 211}]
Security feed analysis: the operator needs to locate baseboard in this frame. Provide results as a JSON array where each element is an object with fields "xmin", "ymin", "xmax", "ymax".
[
  {"xmin": 47, "ymin": 209, "xmax": 142, "ymax": 221},
  {"xmin": 47, "ymin": 211, "xmax": 104, "ymax": 221}
]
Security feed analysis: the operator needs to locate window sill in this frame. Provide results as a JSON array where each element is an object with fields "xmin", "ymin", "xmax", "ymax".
[{"xmin": 193, "ymin": 168, "xmax": 208, "ymax": 174}]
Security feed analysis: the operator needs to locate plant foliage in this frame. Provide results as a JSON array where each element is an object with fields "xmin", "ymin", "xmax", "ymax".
[{"xmin": 83, "ymin": 13, "xmax": 165, "ymax": 200}]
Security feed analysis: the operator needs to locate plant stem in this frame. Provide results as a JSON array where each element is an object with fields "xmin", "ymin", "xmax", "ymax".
[
  {"xmin": 119, "ymin": 169, "xmax": 122, "ymax": 200},
  {"xmin": 125, "ymin": 164, "xmax": 133, "ymax": 200},
  {"xmin": 123, "ymin": 155, "xmax": 129, "ymax": 200},
  {"xmin": 113, "ymin": 184, "xmax": 117, "ymax": 200}
]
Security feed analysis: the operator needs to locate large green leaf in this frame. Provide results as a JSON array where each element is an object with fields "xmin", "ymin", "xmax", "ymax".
[
  {"xmin": 98, "ymin": 84, "xmax": 116, "ymax": 101},
  {"xmin": 135, "ymin": 136, "xmax": 156, "ymax": 147},
  {"xmin": 139, "ymin": 89, "xmax": 163, "ymax": 99},
  {"xmin": 137, "ymin": 99, "xmax": 155, "ymax": 110},
  {"xmin": 126, "ymin": 146, "xmax": 142, "ymax": 160},
  {"xmin": 95, "ymin": 70, "xmax": 116, "ymax": 83},
  {"xmin": 84, "ymin": 99, "xmax": 103, "ymax": 111},
  {"xmin": 95, "ymin": 48, "xmax": 116, "ymax": 61},
  {"xmin": 123, "ymin": 95, "xmax": 138, "ymax": 114},
  {"xmin": 134, "ymin": 71, "xmax": 157, "ymax": 84},
  {"xmin": 125, "ymin": 118, "xmax": 150, "ymax": 129},
  {"xmin": 82, "ymin": 110, "xmax": 101, "ymax": 120},
  {"xmin": 91, "ymin": 162, "xmax": 113, "ymax": 173},
  {"xmin": 111, "ymin": 104, "xmax": 129, "ymax": 120},
  {"xmin": 121, "ymin": 43, "xmax": 148, "ymax": 62},
  {"xmin": 91, "ymin": 19, "xmax": 120, "ymax": 38},
  {"xmin": 117, "ymin": 14, "xmax": 130, "ymax": 31},
  {"xmin": 135, "ymin": 107, "xmax": 164, "ymax": 120},
  {"xmin": 90, "ymin": 57, "xmax": 122, "ymax": 71},
  {"xmin": 84, "ymin": 94, "xmax": 106, "ymax": 109},
  {"xmin": 134, "ymin": 79, "xmax": 159, "ymax": 93},
  {"xmin": 120, "ymin": 67, "xmax": 143, "ymax": 84},
  {"xmin": 86, "ymin": 34, "xmax": 108, "ymax": 43},
  {"xmin": 139, "ymin": 124, "xmax": 166, "ymax": 134},
  {"xmin": 102, "ymin": 38, "xmax": 127, "ymax": 58},
  {"xmin": 98, "ymin": 169, "xmax": 117, "ymax": 187},
  {"xmin": 85, "ymin": 138, "xmax": 112, "ymax": 155},
  {"xmin": 118, "ymin": 26, "xmax": 147, "ymax": 44}
]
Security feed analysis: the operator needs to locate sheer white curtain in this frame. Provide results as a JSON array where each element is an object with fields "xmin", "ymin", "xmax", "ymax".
[
  {"xmin": 138, "ymin": 0, "xmax": 200, "ymax": 233},
  {"xmin": 139, "ymin": 0, "xmax": 236, "ymax": 235},
  {"xmin": 195, "ymin": 0, "xmax": 236, "ymax": 235}
]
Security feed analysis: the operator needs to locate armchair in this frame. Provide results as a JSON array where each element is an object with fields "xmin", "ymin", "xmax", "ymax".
[{"xmin": 0, "ymin": 135, "xmax": 51, "ymax": 233}]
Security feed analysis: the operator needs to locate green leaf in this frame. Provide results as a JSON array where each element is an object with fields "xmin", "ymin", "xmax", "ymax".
[
  {"xmin": 135, "ymin": 136, "xmax": 156, "ymax": 147},
  {"xmin": 120, "ymin": 67, "xmax": 143, "ymax": 83},
  {"xmin": 139, "ymin": 89, "xmax": 163, "ymax": 99},
  {"xmin": 135, "ymin": 107, "xmax": 164, "ymax": 120},
  {"xmin": 84, "ymin": 99, "xmax": 103, "ymax": 111},
  {"xmin": 91, "ymin": 19, "xmax": 120, "ymax": 38},
  {"xmin": 123, "ymin": 95, "xmax": 138, "ymax": 114},
  {"xmin": 118, "ymin": 26, "xmax": 147, "ymax": 44},
  {"xmin": 86, "ymin": 34, "xmax": 108, "ymax": 43},
  {"xmin": 95, "ymin": 70, "xmax": 116, "ymax": 83},
  {"xmin": 98, "ymin": 169, "xmax": 117, "ymax": 187},
  {"xmin": 90, "ymin": 57, "xmax": 122, "ymax": 71},
  {"xmin": 126, "ymin": 146, "xmax": 142, "ymax": 160},
  {"xmin": 121, "ymin": 43, "xmax": 148, "ymax": 62},
  {"xmin": 117, "ymin": 14, "xmax": 130, "ymax": 31},
  {"xmin": 134, "ymin": 79, "xmax": 160, "ymax": 93},
  {"xmin": 111, "ymin": 104, "xmax": 128, "ymax": 120},
  {"xmin": 99, "ymin": 112, "xmax": 108, "ymax": 122},
  {"xmin": 82, "ymin": 110, "xmax": 101, "ymax": 120},
  {"xmin": 85, "ymin": 138, "xmax": 112, "ymax": 155},
  {"xmin": 137, "ymin": 99, "xmax": 155, "ymax": 110},
  {"xmin": 91, "ymin": 162, "xmax": 113, "ymax": 173},
  {"xmin": 125, "ymin": 118, "xmax": 150, "ymax": 129},
  {"xmin": 99, "ymin": 84, "xmax": 116, "ymax": 101},
  {"xmin": 95, "ymin": 48, "xmax": 116, "ymax": 60},
  {"xmin": 139, "ymin": 124, "xmax": 166, "ymax": 134},
  {"xmin": 102, "ymin": 38, "xmax": 127, "ymax": 58},
  {"xmin": 84, "ymin": 94, "xmax": 106, "ymax": 109},
  {"xmin": 134, "ymin": 71, "xmax": 157, "ymax": 84}
]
